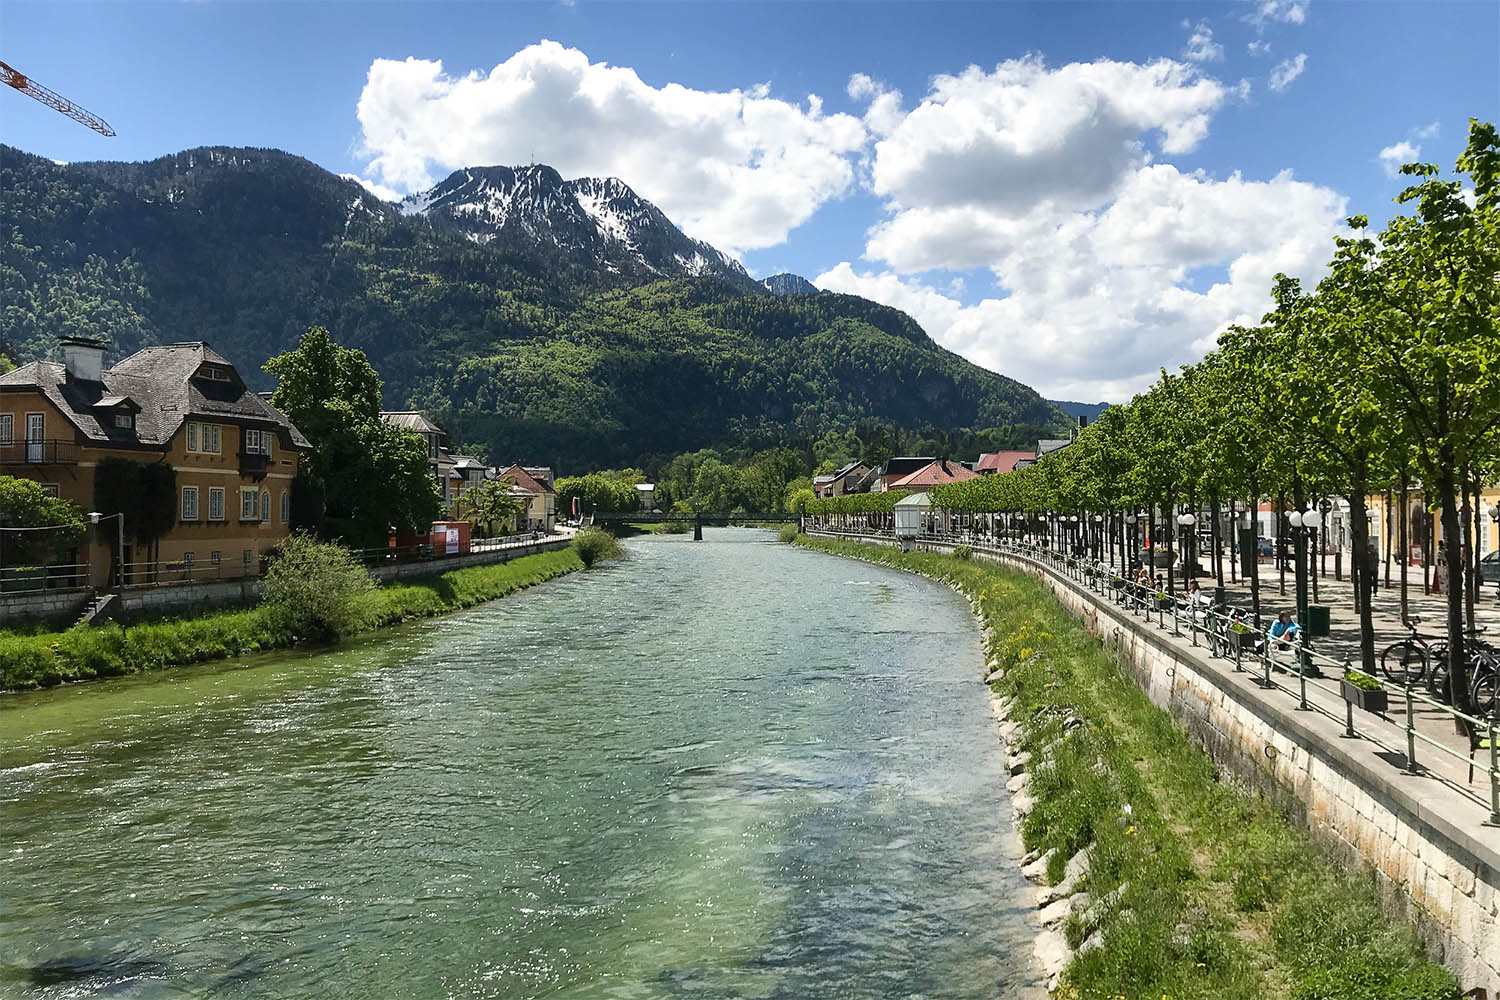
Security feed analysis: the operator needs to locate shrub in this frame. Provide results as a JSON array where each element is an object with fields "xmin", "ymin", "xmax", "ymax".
[
  {"xmin": 1342, "ymin": 669, "xmax": 1381, "ymax": 691},
  {"xmin": 260, "ymin": 532, "xmax": 376, "ymax": 640},
  {"xmin": 953, "ymin": 544, "xmax": 972, "ymax": 560},
  {"xmin": 572, "ymin": 526, "xmax": 623, "ymax": 568},
  {"xmin": 777, "ymin": 524, "xmax": 801, "ymax": 543}
]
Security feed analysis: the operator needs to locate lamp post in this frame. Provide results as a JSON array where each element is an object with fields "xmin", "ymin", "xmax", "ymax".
[
  {"xmin": 88, "ymin": 510, "xmax": 125, "ymax": 590},
  {"xmin": 1290, "ymin": 507, "xmax": 1322, "ymax": 675},
  {"xmin": 1125, "ymin": 513, "xmax": 1138, "ymax": 573},
  {"xmin": 1177, "ymin": 510, "xmax": 1197, "ymax": 584},
  {"xmin": 1489, "ymin": 503, "xmax": 1499, "ymax": 601}
]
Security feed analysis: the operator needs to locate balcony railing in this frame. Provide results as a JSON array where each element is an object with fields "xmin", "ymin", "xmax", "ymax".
[
  {"xmin": 0, "ymin": 439, "xmax": 78, "ymax": 466},
  {"xmin": 238, "ymin": 451, "xmax": 270, "ymax": 478}
]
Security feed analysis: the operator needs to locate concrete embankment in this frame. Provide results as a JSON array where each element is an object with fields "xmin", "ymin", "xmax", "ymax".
[{"xmin": 799, "ymin": 531, "xmax": 1494, "ymax": 999}]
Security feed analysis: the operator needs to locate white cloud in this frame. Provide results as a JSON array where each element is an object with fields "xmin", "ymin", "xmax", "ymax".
[
  {"xmin": 822, "ymin": 165, "xmax": 1345, "ymax": 399},
  {"xmin": 866, "ymin": 55, "xmax": 1229, "ymax": 222},
  {"xmin": 1248, "ymin": 40, "xmax": 1272, "ymax": 56},
  {"xmin": 1414, "ymin": 121, "xmax": 1440, "ymax": 140},
  {"xmin": 826, "ymin": 53, "xmax": 1347, "ymax": 401},
  {"xmin": 354, "ymin": 41, "xmax": 867, "ymax": 254},
  {"xmin": 1268, "ymin": 53, "xmax": 1308, "ymax": 92},
  {"xmin": 1248, "ymin": 0, "xmax": 1308, "ymax": 29},
  {"xmin": 341, "ymin": 172, "xmax": 402, "ymax": 201},
  {"xmin": 1378, "ymin": 140, "xmax": 1421, "ymax": 178},
  {"xmin": 1182, "ymin": 20, "xmax": 1225, "ymax": 62}
]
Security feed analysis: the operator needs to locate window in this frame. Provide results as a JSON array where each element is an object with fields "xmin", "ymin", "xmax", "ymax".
[
  {"xmin": 0, "ymin": 414, "xmax": 11, "ymax": 445},
  {"xmin": 182, "ymin": 486, "xmax": 199, "ymax": 521},
  {"xmin": 260, "ymin": 490, "xmax": 270, "ymax": 524},
  {"xmin": 240, "ymin": 487, "xmax": 260, "ymax": 521},
  {"xmin": 280, "ymin": 491, "xmax": 290, "ymax": 523},
  {"xmin": 243, "ymin": 428, "xmax": 272, "ymax": 456},
  {"xmin": 202, "ymin": 365, "xmax": 231, "ymax": 381},
  {"xmin": 40, "ymin": 483, "xmax": 59, "ymax": 498},
  {"xmin": 114, "ymin": 412, "xmax": 134, "ymax": 430},
  {"xmin": 211, "ymin": 551, "xmax": 221, "ymax": 566},
  {"xmin": 186, "ymin": 422, "xmax": 222, "ymax": 454},
  {"xmin": 208, "ymin": 487, "xmax": 225, "ymax": 522},
  {"xmin": 183, "ymin": 552, "xmax": 195, "ymax": 568}
]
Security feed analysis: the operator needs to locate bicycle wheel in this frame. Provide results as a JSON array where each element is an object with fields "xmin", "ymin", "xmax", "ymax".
[
  {"xmin": 1470, "ymin": 652, "xmax": 1499, "ymax": 716},
  {"xmin": 1425, "ymin": 642, "xmax": 1451, "ymax": 702},
  {"xmin": 1380, "ymin": 640, "xmax": 1426, "ymax": 685}
]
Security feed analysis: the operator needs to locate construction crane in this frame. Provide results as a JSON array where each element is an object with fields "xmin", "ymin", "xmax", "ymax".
[{"xmin": 1, "ymin": 60, "xmax": 115, "ymax": 136}]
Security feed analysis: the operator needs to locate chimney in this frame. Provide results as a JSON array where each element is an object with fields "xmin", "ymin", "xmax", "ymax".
[
  {"xmin": 1079, "ymin": 414, "xmax": 1089, "ymax": 429},
  {"xmin": 60, "ymin": 337, "xmax": 107, "ymax": 382}
]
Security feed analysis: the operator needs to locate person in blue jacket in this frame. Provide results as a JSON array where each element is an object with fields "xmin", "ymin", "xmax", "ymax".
[{"xmin": 1268, "ymin": 610, "xmax": 1301, "ymax": 648}]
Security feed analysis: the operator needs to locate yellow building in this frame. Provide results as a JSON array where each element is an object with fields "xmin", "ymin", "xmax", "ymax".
[
  {"xmin": 1365, "ymin": 486, "xmax": 1500, "ymax": 575},
  {"xmin": 0, "ymin": 338, "xmax": 309, "ymax": 587}
]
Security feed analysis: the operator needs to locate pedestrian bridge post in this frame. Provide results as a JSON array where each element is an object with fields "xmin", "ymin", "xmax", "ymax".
[{"xmin": 693, "ymin": 517, "xmax": 703, "ymax": 541}]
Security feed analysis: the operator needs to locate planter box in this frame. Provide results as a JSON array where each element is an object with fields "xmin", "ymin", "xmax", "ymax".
[
  {"xmin": 1227, "ymin": 628, "xmax": 1257, "ymax": 653},
  {"xmin": 1341, "ymin": 678, "xmax": 1388, "ymax": 714},
  {"xmin": 1155, "ymin": 597, "xmax": 1176, "ymax": 611}
]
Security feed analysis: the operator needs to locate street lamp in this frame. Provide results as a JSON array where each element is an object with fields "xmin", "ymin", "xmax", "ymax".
[{"xmin": 88, "ymin": 510, "xmax": 125, "ymax": 589}]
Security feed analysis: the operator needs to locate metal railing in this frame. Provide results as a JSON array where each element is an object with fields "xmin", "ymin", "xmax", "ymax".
[
  {"xmin": 0, "ymin": 439, "xmax": 78, "ymax": 465},
  {"xmin": 808, "ymin": 524, "xmax": 1500, "ymax": 827},
  {"xmin": 351, "ymin": 532, "xmax": 559, "ymax": 566},
  {"xmin": 0, "ymin": 561, "xmax": 90, "ymax": 594},
  {"xmin": 121, "ymin": 556, "xmax": 259, "ymax": 588}
]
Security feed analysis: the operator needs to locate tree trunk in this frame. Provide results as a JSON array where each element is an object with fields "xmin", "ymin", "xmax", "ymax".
[
  {"xmin": 1438, "ymin": 470, "xmax": 1471, "ymax": 715},
  {"xmin": 1399, "ymin": 475, "xmax": 1409, "ymax": 622},
  {"xmin": 1384, "ymin": 488, "xmax": 1393, "ymax": 590},
  {"xmin": 1250, "ymin": 481, "xmax": 1262, "ymax": 630},
  {"xmin": 1277, "ymin": 490, "xmax": 1288, "ymax": 595},
  {"xmin": 1212, "ymin": 492, "xmax": 1224, "ymax": 588},
  {"xmin": 1349, "ymin": 467, "xmax": 1376, "ymax": 673}
]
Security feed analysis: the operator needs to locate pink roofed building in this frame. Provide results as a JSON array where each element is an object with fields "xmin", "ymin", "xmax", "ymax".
[
  {"xmin": 974, "ymin": 450, "xmax": 1034, "ymax": 475},
  {"xmin": 887, "ymin": 459, "xmax": 981, "ymax": 492}
]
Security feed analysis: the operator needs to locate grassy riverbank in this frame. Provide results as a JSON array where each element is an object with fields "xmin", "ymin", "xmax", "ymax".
[
  {"xmin": 0, "ymin": 547, "xmax": 584, "ymax": 692},
  {"xmin": 794, "ymin": 534, "xmax": 1459, "ymax": 1000}
]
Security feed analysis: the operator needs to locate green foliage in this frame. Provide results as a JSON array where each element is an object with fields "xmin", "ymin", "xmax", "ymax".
[
  {"xmin": 952, "ymin": 543, "xmax": 972, "ymax": 560},
  {"xmin": 91, "ymin": 458, "xmax": 176, "ymax": 559},
  {"xmin": 1342, "ymin": 669, "xmax": 1381, "ymax": 692},
  {"xmin": 0, "ymin": 547, "xmax": 583, "ymax": 690},
  {"xmin": 777, "ymin": 524, "xmax": 801, "ymax": 543},
  {"xmin": 571, "ymin": 526, "xmax": 623, "ymax": 568},
  {"xmin": 259, "ymin": 532, "xmax": 376, "ymax": 640},
  {"xmin": 556, "ymin": 473, "xmax": 639, "ymax": 514},
  {"xmin": 460, "ymin": 478, "xmax": 526, "ymax": 534},
  {"xmin": 0, "ymin": 475, "xmax": 87, "ymax": 564},
  {"xmin": 265, "ymin": 326, "xmax": 442, "ymax": 545}
]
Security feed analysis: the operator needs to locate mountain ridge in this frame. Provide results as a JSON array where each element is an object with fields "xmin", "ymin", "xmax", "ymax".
[{"xmin": 0, "ymin": 142, "xmax": 1070, "ymax": 467}]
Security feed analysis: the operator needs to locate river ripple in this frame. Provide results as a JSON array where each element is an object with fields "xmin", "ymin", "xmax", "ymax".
[{"xmin": 0, "ymin": 529, "xmax": 1041, "ymax": 999}]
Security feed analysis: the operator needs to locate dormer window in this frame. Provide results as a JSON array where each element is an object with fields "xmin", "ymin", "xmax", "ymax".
[
  {"xmin": 113, "ymin": 413, "xmax": 135, "ymax": 430},
  {"xmin": 203, "ymin": 365, "xmax": 231, "ymax": 381}
]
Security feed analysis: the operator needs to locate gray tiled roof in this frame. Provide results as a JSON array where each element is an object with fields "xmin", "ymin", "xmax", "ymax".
[
  {"xmin": 381, "ymin": 411, "xmax": 442, "ymax": 435},
  {"xmin": 0, "ymin": 343, "xmax": 309, "ymax": 449}
]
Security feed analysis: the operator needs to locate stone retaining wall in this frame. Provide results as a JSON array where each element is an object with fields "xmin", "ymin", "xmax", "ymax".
[
  {"xmin": 806, "ymin": 530, "xmax": 1500, "ymax": 995},
  {"xmin": 0, "ymin": 589, "xmax": 93, "ymax": 628}
]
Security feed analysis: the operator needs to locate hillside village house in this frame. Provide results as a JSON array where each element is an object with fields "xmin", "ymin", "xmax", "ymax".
[
  {"xmin": 813, "ymin": 461, "xmax": 870, "ymax": 498},
  {"xmin": 496, "ymin": 464, "xmax": 556, "ymax": 532},
  {"xmin": 0, "ymin": 338, "xmax": 308, "ymax": 587},
  {"xmin": 380, "ymin": 411, "xmax": 456, "ymax": 504}
]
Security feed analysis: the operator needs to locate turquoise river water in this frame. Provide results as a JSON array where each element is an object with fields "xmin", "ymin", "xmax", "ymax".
[{"xmin": 0, "ymin": 530, "xmax": 1040, "ymax": 999}]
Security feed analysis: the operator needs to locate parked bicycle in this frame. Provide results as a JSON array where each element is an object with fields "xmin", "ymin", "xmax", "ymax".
[{"xmin": 1380, "ymin": 617, "xmax": 1447, "ymax": 686}]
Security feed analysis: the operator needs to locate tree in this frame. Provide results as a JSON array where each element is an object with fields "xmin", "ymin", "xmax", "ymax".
[
  {"xmin": 92, "ymin": 458, "xmax": 177, "ymax": 573},
  {"xmin": 462, "ymin": 478, "xmax": 526, "ymax": 535},
  {"xmin": 0, "ymin": 475, "xmax": 86, "ymax": 565},
  {"xmin": 260, "ymin": 532, "xmax": 376, "ymax": 640},
  {"xmin": 265, "ymin": 326, "xmax": 442, "ymax": 547}
]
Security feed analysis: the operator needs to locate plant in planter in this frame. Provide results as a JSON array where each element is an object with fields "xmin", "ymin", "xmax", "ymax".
[
  {"xmin": 1340, "ymin": 670, "xmax": 1388, "ymax": 714},
  {"xmin": 1226, "ymin": 620, "xmax": 1257, "ymax": 652},
  {"xmin": 1154, "ymin": 590, "xmax": 1175, "ymax": 610}
]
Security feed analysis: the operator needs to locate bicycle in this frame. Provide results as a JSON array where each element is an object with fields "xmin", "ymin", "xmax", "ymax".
[{"xmin": 1380, "ymin": 617, "xmax": 1444, "ymax": 686}]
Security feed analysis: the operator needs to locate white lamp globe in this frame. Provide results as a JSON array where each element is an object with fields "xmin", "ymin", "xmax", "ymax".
[
  {"xmin": 1177, "ymin": 512, "xmax": 1196, "ymax": 526},
  {"xmin": 1302, "ymin": 508, "xmax": 1322, "ymax": 529},
  {"xmin": 1288, "ymin": 511, "xmax": 1304, "ymax": 528}
]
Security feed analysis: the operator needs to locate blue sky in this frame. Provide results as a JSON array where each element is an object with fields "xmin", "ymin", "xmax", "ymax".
[{"xmin": 3, "ymin": 1, "xmax": 1495, "ymax": 400}]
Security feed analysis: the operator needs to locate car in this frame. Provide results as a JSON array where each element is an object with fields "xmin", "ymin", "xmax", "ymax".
[
  {"xmin": 1255, "ymin": 537, "xmax": 1275, "ymax": 558},
  {"xmin": 1481, "ymin": 549, "xmax": 1500, "ymax": 584}
]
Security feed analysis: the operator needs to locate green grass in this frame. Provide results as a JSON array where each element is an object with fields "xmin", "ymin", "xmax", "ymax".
[
  {"xmin": 796, "ymin": 535, "xmax": 1459, "ymax": 1000},
  {"xmin": 0, "ymin": 547, "xmax": 584, "ymax": 692}
]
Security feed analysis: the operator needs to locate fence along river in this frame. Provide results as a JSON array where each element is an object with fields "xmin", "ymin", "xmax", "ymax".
[{"xmin": 0, "ymin": 530, "xmax": 1042, "ymax": 999}]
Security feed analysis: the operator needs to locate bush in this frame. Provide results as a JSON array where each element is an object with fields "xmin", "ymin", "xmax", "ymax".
[
  {"xmin": 572, "ymin": 526, "xmax": 623, "ymax": 568},
  {"xmin": 260, "ymin": 532, "xmax": 376, "ymax": 640},
  {"xmin": 953, "ymin": 544, "xmax": 972, "ymax": 560},
  {"xmin": 777, "ymin": 524, "xmax": 801, "ymax": 543}
]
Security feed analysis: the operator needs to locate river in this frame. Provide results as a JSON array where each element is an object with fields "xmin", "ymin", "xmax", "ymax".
[{"xmin": 0, "ymin": 530, "xmax": 1040, "ymax": 999}]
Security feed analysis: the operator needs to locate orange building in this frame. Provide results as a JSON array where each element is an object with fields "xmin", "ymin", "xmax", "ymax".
[{"xmin": 0, "ymin": 338, "xmax": 309, "ymax": 587}]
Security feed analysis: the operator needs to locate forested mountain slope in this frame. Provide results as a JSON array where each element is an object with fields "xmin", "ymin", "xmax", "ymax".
[{"xmin": 0, "ymin": 144, "xmax": 1068, "ymax": 467}]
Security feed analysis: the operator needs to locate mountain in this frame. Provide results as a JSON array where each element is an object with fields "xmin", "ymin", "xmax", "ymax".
[
  {"xmin": 0, "ymin": 143, "xmax": 1070, "ymax": 468},
  {"xmin": 1049, "ymin": 400, "xmax": 1111, "ymax": 423},
  {"xmin": 761, "ymin": 273, "xmax": 822, "ymax": 296},
  {"xmin": 399, "ymin": 165, "xmax": 757, "ymax": 290}
]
